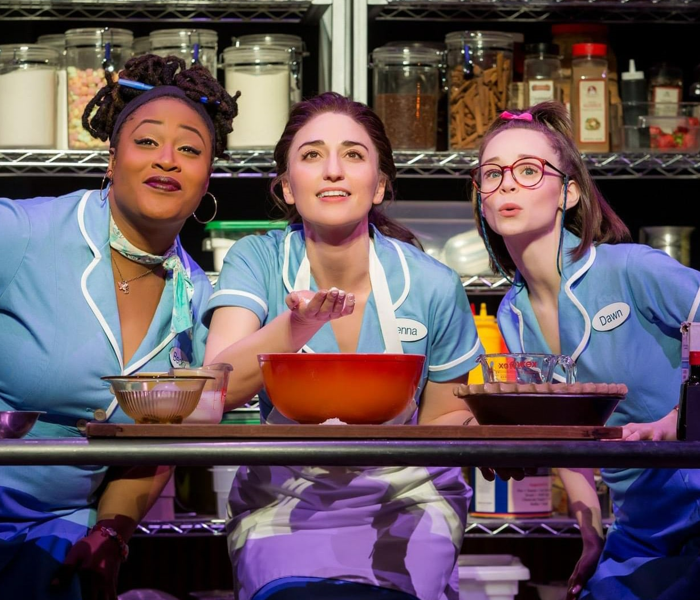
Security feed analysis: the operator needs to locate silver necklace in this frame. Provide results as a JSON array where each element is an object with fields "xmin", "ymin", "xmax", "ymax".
[{"xmin": 111, "ymin": 256, "xmax": 156, "ymax": 294}]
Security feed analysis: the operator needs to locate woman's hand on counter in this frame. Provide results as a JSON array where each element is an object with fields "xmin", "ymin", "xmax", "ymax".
[{"xmin": 621, "ymin": 409, "xmax": 678, "ymax": 441}]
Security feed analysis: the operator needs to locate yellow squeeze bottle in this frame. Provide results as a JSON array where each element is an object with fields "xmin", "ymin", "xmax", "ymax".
[{"xmin": 468, "ymin": 303, "xmax": 506, "ymax": 384}]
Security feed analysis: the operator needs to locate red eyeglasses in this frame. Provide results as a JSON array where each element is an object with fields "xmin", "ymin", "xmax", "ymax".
[{"xmin": 471, "ymin": 157, "xmax": 568, "ymax": 193}]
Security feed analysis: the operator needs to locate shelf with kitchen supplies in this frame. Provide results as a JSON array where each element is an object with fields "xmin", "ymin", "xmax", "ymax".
[
  {"xmin": 367, "ymin": 0, "xmax": 700, "ymax": 24},
  {"xmin": 131, "ymin": 515, "xmax": 614, "ymax": 538},
  {"xmin": 3, "ymin": 149, "xmax": 700, "ymax": 179},
  {"xmin": 0, "ymin": 0, "xmax": 332, "ymax": 23}
]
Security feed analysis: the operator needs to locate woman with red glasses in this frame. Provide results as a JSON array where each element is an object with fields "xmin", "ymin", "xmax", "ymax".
[{"xmin": 471, "ymin": 101, "xmax": 700, "ymax": 600}]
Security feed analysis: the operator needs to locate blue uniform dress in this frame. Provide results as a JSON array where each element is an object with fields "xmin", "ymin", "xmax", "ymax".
[
  {"xmin": 0, "ymin": 190, "xmax": 212, "ymax": 599},
  {"xmin": 498, "ymin": 229, "xmax": 700, "ymax": 600},
  {"xmin": 204, "ymin": 225, "xmax": 483, "ymax": 600}
]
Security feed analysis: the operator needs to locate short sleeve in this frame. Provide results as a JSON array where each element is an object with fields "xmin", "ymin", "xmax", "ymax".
[
  {"xmin": 426, "ymin": 269, "xmax": 484, "ymax": 381},
  {"xmin": 189, "ymin": 266, "xmax": 214, "ymax": 366},
  {"xmin": 203, "ymin": 235, "xmax": 275, "ymax": 326},
  {"xmin": 0, "ymin": 198, "xmax": 31, "ymax": 300},
  {"xmin": 627, "ymin": 245, "xmax": 700, "ymax": 327}
]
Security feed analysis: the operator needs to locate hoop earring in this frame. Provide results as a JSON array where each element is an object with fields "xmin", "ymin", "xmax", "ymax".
[
  {"xmin": 100, "ymin": 170, "xmax": 112, "ymax": 203},
  {"xmin": 193, "ymin": 191, "xmax": 218, "ymax": 224}
]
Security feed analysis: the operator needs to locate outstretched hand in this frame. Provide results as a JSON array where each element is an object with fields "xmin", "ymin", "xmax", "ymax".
[{"xmin": 286, "ymin": 288, "xmax": 355, "ymax": 325}]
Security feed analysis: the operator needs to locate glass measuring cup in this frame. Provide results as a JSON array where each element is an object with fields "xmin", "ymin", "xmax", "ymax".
[
  {"xmin": 170, "ymin": 363, "xmax": 233, "ymax": 424},
  {"xmin": 477, "ymin": 353, "xmax": 576, "ymax": 384}
]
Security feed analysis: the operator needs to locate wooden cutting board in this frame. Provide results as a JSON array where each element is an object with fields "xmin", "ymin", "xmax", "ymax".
[{"xmin": 86, "ymin": 423, "xmax": 622, "ymax": 440}]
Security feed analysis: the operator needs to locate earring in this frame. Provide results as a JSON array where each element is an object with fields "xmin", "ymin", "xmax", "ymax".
[
  {"xmin": 193, "ymin": 191, "xmax": 218, "ymax": 224},
  {"xmin": 100, "ymin": 170, "xmax": 113, "ymax": 203}
]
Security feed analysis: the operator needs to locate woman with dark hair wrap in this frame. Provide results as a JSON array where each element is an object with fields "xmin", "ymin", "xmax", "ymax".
[
  {"xmin": 0, "ymin": 54, "xmax": 238, "ymax": 599},
  {"xmin": 204, "ymin": 92, "xmax": 483, "ymax": 600}
]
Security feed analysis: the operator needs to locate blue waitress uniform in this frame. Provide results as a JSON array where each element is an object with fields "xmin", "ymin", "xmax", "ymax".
[
  {"xmin": 0, "ymin": 190, "xmax": 212, "ymax": 599},
  {"xmin": 498, "ymin": 229, "xmax": 700, "ymax": 600},
  {"xmin": 204, "ymin": 225, "xmax": 483, "ymax": 600}
]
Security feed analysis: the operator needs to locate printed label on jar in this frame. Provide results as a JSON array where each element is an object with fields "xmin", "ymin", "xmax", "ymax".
[
  {"xmin": 577, "ymin": 79, "xmax": 608, "ymax": 144},
  {"xmin": 652, "ymin": 86, "xmax": 682, "ymax": 117},
  {"xmin": 528, "ymin": 80, "xmax": 555, "ymax": 104}
]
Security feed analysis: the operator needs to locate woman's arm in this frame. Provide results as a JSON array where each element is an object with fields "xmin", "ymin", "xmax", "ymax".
[
  {"xmin": 621, "ymin": 407, "xmax": 678, "ymax": 441},
  {"xmin": 417, "ymin": 377, "xmax": 472, "ymax": 425}
]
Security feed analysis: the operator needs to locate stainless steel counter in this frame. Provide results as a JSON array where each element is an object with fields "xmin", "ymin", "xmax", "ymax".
[{"xmin": 2, "ymin": 438, "xmax": 700, "ymax": 468}]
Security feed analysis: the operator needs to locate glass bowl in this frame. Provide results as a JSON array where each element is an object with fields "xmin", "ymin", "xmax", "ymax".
[{"xmin": 0, "ymin": 410, "xmax": 45, "ymax": 439}]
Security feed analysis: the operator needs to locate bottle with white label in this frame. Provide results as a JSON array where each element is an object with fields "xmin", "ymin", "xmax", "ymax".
[
  {"xmin": 649, "ymin": 62, "xmax": 683, "ymax": 117},
  {"xmin": 523, "ymin": 42, "xmax": 562, "ymax": 108},
  {"xmin": 571, "ymin": 42, "xmax": 609, "ymax": 152}
]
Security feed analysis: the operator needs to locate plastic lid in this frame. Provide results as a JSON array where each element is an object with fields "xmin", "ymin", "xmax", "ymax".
[
  {"xmin": 571, "ymin": 43, "xmax": 607, "ymax": 58},
  {"xmin": 524, "ymin": 42, "xmax": 559, "ymax": 56},
  {"xmin": 37, "ymin": 34, "xmax": 66, "ymax": 48},
  {"xmin": 551, "ymin": 23, "xmax": 608, "ymax": 36},
  {"xmin": 371, "ymin": 44, "xmax": 444, "ymax": 66},
  {"xmin": 235, "ymin": 33, "xmax": 305, "ymax": 53},
  {"xmin": 0, "ymin": 44, "xmax": 60, "ymax": 66},
  {"xmin": 65, "ymin": 28, "xmax": 134, "ymax": 48},
  {"xmin": 205, "ymin": 220, "xmax": 287, "ymax": 231},
  {"xmin": 621, "ymin": 59, "xmax": 644, "ymax": 81},
  {"xmin": 445, "ymin": 30, "xmax": 517, "ymax": 51},
  {"xmin": 221, "ymin": 45, "xmax": 292, "ymax": 65},
  {"xmin": 150, "ymin": 29, "xmax": 218, "ymax": 49}
]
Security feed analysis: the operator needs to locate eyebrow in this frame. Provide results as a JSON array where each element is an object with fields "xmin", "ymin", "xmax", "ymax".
[
  {"xmin": 132, "ymin": 119, "xmax": 206, "ymax": 145},
  {"xmin": 482, "ymin": 153, "xmax": 539, "ymax": 164},
  {"xmin": 296, "ymin": 139, "xmax": 370, "ymax": 152}
]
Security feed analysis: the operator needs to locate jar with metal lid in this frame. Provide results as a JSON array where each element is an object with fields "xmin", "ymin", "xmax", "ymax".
[
  {"xmin": 445, "ymin": 31, "xmax": 516, "ymax": 150},
  {"xmin": 37, "ymin": 34, "xmax": 69, "ymax": 149},
  {"xmin": 370, "ymin": 43, "xmax": 443, "ymax": 151},
  {"xmin": 65, "ymin": 28, "xmax": 134, "ymax": 149},
  {"xmin": 149, "ymin": 29, "xmax": 218, "ymax": 75},
  {"xmin": 0, "ymin": 44, "xmax": 59, "ymax": 148},
  {"xmin": 523, "ymin": 42, "xmax": 562, "ymax": 107},
  {"xmin": 221, "ymin": 45, "xmax": 292, "ymax": 149},
  {"xmin": 132, "ymin": 36, "xmax": 151, "ymax": 57},
  {"xmin": 235, "ymin": 34, "xmax": 307, "ymax": 104}
]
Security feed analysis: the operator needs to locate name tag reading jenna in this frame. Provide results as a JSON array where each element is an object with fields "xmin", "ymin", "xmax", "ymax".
[
  {"xmin": 592, "ymin": 302, "xmax": 630, "ymax": 332},
  {"xmin": 396, "ymin": 318, "xmax": 428, "ymax": 342}
]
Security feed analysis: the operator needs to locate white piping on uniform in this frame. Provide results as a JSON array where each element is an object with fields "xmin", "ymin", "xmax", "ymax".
[
  {"xmin": 687, "ymin": 285, "xmax": 700, "ymax": 322},
  {"xmin": 428, "ymin": 338, "xmax": 482, "ymax": 372},
  {"xmin": 210, "ymin": 289, "xmax": 269, "ymax": 316},
  {"xmin": 387, "ymin": 239, "xmax": 410, "ymax": 310},
  {"xmin": 564, "ymin": 246, "xmax": 597, "ymax": 362},
  {"xmin": 77, "ymin": 190, "xmax": 124, "ymax": 374},
  {"xmin": 510, "ymin": 303, "xmax": 525, "ymax": 352},
  {"xmin": 125, "ymin": 333, "xmax": 176, "ymax": 376},
  {"xmin": 282, "ymin": 229, "xmax": 295, "ymax": 293}
]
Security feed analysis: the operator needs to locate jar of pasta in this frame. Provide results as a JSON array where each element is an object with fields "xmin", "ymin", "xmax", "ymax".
[
  {"xmin": 65, "ymin": 28, "xmax": 133, "ymax": 150},
  {"xmin": 445, "ymin": 31, "xmax": 516, "ymax": 150}
]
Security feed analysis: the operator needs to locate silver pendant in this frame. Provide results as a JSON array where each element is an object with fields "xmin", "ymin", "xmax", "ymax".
[{"xmin": 118, "ymin": 280, "xmax": 130, "ymax": 294}]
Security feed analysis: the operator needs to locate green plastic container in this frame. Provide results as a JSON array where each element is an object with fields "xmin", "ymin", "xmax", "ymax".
[{"xmin": 203, "ymin": 220, "xmax": 287, "ymax": 272}]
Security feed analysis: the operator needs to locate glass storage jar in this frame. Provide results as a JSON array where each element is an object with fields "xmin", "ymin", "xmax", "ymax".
[
  {"xmin": 65, "ymin": 28, "xmax": 133, "ymax": 149},
  {"xmin": 445, "ymin": 31, "xmax": 516, "ymax": 150},
  {"xmin": 523, "ymin": 42, "xmax": 562, "ymax": 107},
  {"xmin": 149, "ymin": 29, "xmax": 218, "ymax": 75},
  {"xmin": 37, "ymin": 34, "xmax": 69, "ymax": 149},
  {"xmin": 132, "ymin": 36, "xmax": 151, "ymax": 57},
  {"xmin": 235, "ymin": 34, "xmax": 307, "ymax": 104},
  {"xmin": 370, "ymin": 43, "xmax": 443, "ymax": 151},
  {"xmin": 222, "ymin": 45, "xmax": 292, "ymax": 149},
  {"xmin": 0, "ymin": 44, "xmax": 59, "ymax": 148}
]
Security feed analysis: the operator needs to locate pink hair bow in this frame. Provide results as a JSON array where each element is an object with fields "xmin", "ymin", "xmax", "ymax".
[{"xmin": 500, "ymin": 110, "xmax": 533, "ymax": 122}]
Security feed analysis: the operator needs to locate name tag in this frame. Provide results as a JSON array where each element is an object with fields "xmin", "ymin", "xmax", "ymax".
[
  {"xmin": 170, "ymin": 347, "xmax": 191, "ymax": 368},
  {"xmin": 396, "ymin": 318, "xmax": 427, "ymax": 342},
  {"xmin": 592, "ymin": 302, "xmax": 631, "ymax": 332}
]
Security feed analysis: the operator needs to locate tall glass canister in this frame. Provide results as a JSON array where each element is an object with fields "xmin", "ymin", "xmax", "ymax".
[
  {"xmin": 149, "ymin": 29, "xmax": 218, "ymax": 76},
  {"xmin": 235, "ymin": 34, "xmax": 307, "ymax": 104},
  {"xmin": 371, "ymin": 43, "xmax": 443, "ymax": 151},
  {"xmin": 0, "ymin": 44, "xmax": 59, "ymax": 148},
  {"xmin": 37, "ymin": 34, "xmax": 69, "ymax": 149},
  {"xmin": 133, "ymin": 36, "xmax": 151, "ymax": 58},
  {"xmin": 222, "ymin": 45, "xmax": 292, "ymax": 149},
  {"xmin": 65, "ymin": 28, "xmax": 133, "ymax": 149},
  {"xmin": 445, "ymin": 31, "xmax": 516, "ymax": 150}
]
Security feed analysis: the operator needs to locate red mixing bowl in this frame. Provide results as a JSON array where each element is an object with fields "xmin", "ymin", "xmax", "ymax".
[{"xmin": 258, "ymin": 353, "xmax": 426, "ymax": 424}]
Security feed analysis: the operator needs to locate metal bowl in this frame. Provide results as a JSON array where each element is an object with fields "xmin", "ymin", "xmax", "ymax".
[
  {"xmin": 102, "ymin": 374, "xmax": 213, "ymax": 424},
  {"xmin": 0, "ymin": 411, "xmax": 45, "ymax": 439}
]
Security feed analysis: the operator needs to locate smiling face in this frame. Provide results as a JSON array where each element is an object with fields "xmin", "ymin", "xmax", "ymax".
[
  {"xmin": 479, "ymin": 128, "xmax": 579, "ymax": 244},
  {"xmin": 281, "ymin": 112, "xmax": 386, "ymax": 234},
  {"xmin": 108, "ymin": 97, "xmax": 213, "ymax": 247}
]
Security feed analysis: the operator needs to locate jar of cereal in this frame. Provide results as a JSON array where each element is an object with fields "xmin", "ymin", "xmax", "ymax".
[
  {"xmin": 149, "ymin": 29, "xmax": 218, "ymax": 76},
  {"xmin": 65, "ymin": 28, "xmax": 133, "ymax": 150}
]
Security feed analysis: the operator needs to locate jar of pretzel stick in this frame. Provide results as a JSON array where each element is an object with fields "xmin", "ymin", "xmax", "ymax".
[{"xmin": 445, "ymin": 31, "xmax": 516, "ymax": 150}]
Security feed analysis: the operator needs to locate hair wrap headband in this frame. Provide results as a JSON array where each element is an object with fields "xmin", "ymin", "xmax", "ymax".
[
  {"xmin": 111, "ymin": 84, "xmax": 216, "ymax": 148},
  {"xmin": 500, "ymin": 110, "xmax": 533, "ymax": 122}
]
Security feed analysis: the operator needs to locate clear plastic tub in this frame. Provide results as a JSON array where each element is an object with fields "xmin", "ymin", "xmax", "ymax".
[
  {"xmin": 203, "ymin": 220, "xmax": 287, "ymax": 272},
  {"xmin": 458, "ymin": 555, "xmax": 530, "ymax": 600}
]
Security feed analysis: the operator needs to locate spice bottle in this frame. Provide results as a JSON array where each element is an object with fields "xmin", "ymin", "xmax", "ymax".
[
  {"xmin": 523, "ymin": 43, "xmax": 562, "ymax": 107},
  {"xmin": 649, "ymin": 62, "xmax": 683, "ymax": 117},
  {"xmin": 571, "ymin": 43, "xmax": 609, "ymax": 152}
]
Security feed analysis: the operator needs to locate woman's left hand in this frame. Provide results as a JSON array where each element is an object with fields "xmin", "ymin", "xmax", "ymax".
[
  {"xmin": 566, "ymin": 535, "xmax": 604, "ymax": 599},
  {"xmin": 50, "ymin": 527, "xmax": 124, "ymax": 600},
  {"xmin": 621, "ymin": 409, "xmax": 678, "ymax": 441}
]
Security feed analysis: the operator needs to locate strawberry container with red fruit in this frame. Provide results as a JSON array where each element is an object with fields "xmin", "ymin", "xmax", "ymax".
[{"xmin": 612, "ymin": 101, "xmax": 700, "ymax": 152}]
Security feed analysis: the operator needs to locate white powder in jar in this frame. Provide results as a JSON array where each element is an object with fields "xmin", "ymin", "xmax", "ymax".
[
  {"xmin": 0, "ymin": 66, "xmax": 56, "ymax": 148},
  {"xmin": 55, "ymin": 68, "xmax": 69, "ymax": 149},
  {"xmin": 225, "ymin": 66, "xmax": 289, "ymax": 148}
]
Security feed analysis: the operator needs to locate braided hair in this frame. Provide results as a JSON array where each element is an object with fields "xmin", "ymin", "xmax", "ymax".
[{"xmin": 83, "ymin": 54, "xmax": 239, "ymax": 158}]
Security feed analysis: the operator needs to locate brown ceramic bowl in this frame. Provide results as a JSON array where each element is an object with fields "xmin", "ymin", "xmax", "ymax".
[
  {"xmin": 464, "ymin": 393, "xmax": 623, "ymax": 426},
  {"xmin": 258, "ymin": 353, "xmax": 425, "ymax": 424}
]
